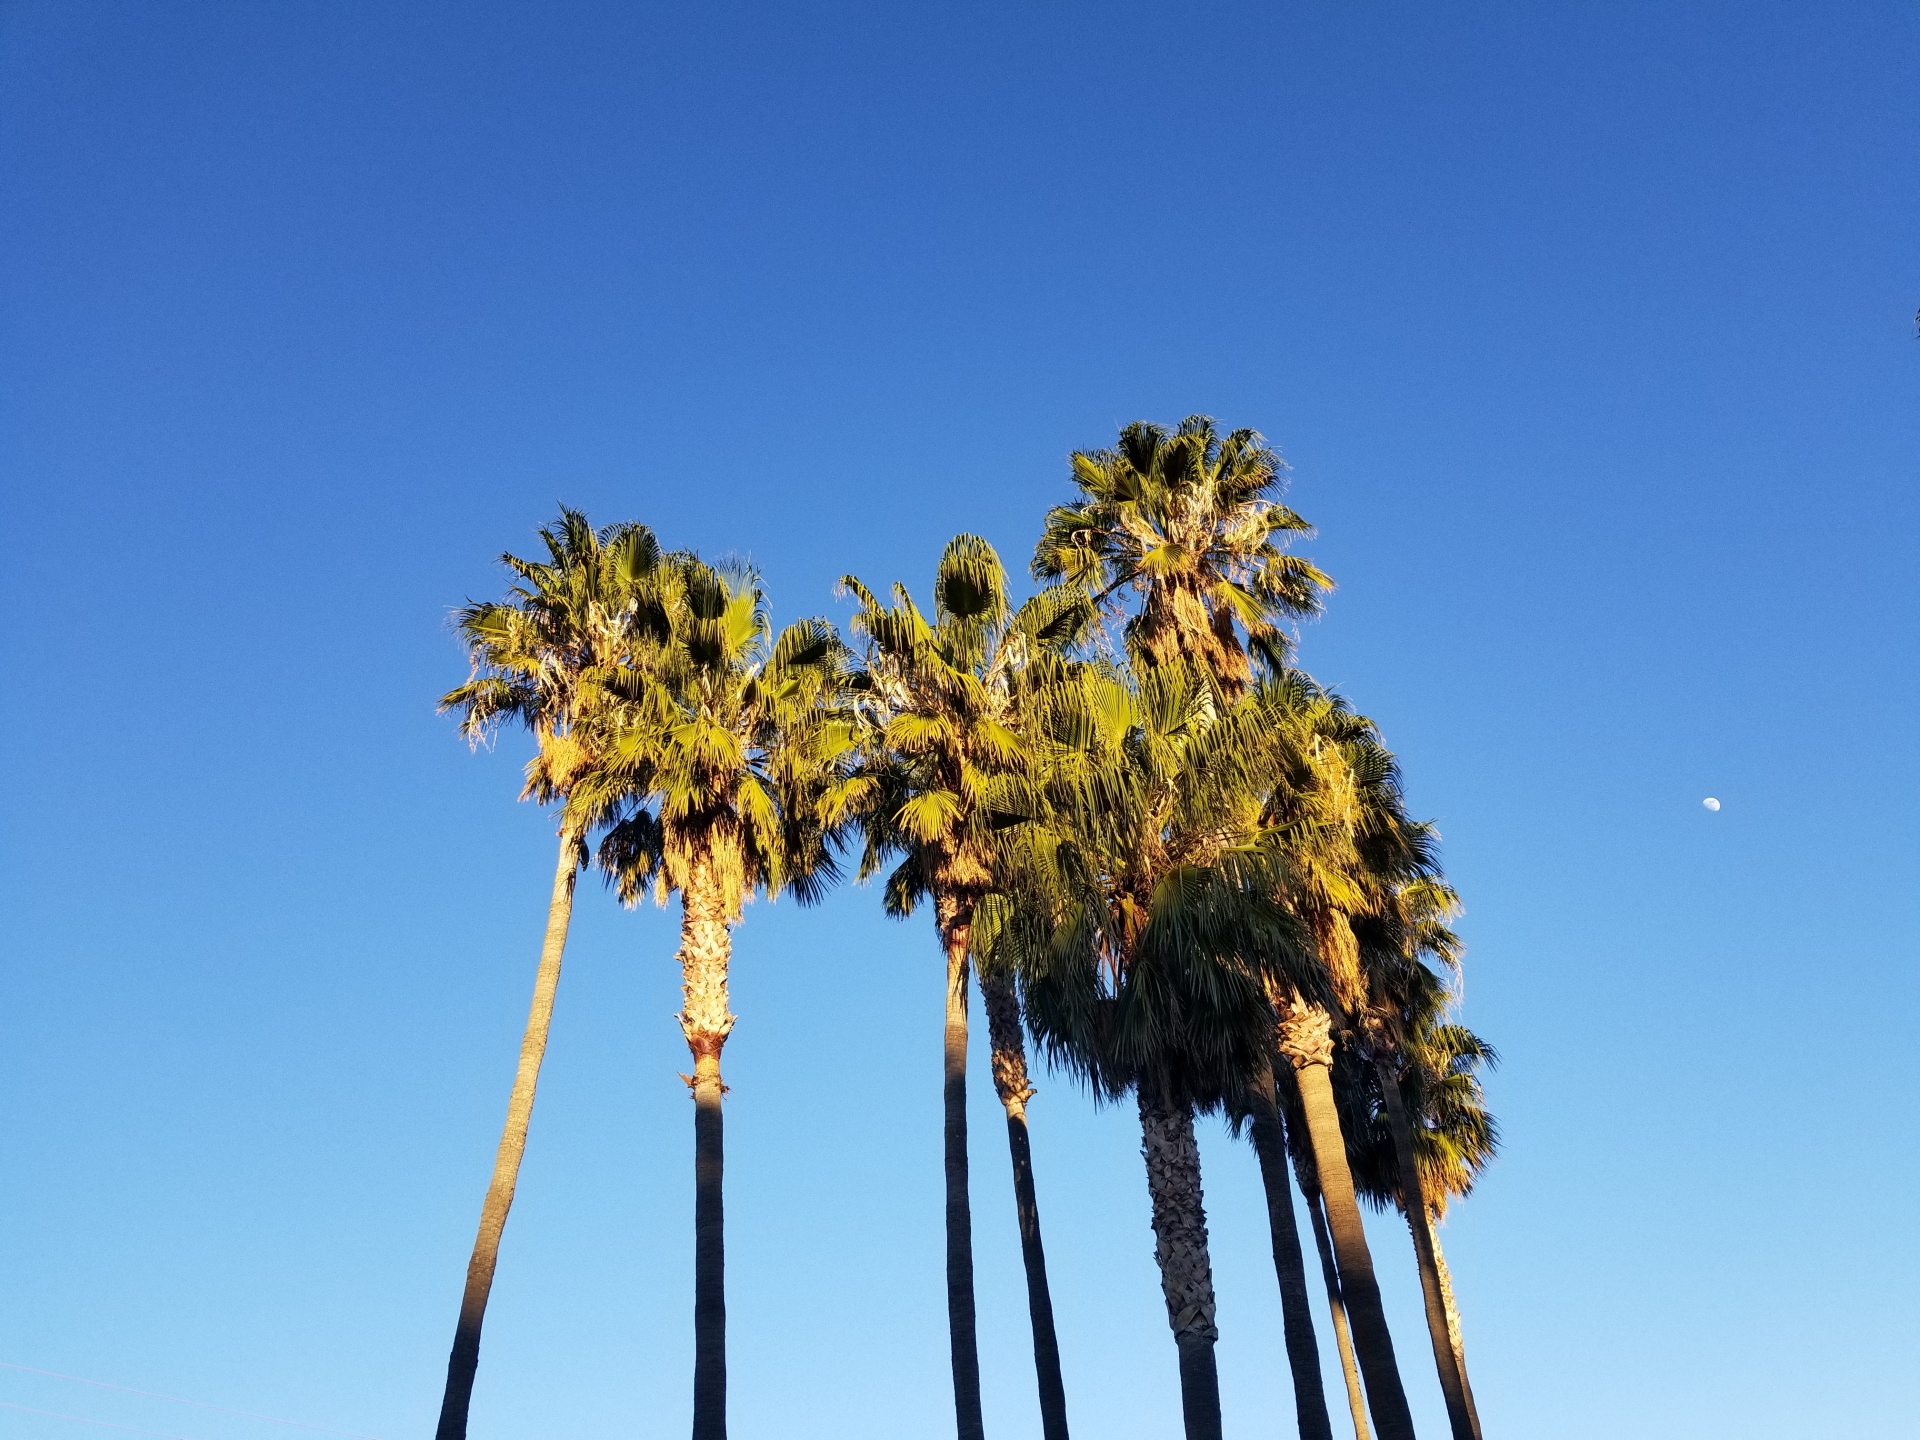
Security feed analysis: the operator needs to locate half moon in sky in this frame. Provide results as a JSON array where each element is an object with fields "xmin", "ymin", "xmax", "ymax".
[{"xmin": 1702, "ymin": 797, "xmax": 1721, "ymax": 811}]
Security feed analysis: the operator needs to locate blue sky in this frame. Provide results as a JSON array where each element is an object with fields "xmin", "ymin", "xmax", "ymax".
[{"xmin": 3, "ymin": 2, "xmax": 1916, "ymax": 1437}]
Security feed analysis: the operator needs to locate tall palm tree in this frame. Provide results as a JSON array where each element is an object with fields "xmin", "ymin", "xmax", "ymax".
[
  {"xmin": 1035, "ymin": 417, "xmax": 1357, "ymax": 1436},
  {"xmin": 1033, "ymin": 415, "xmax": 1331, "ymax": 696},
  {"xmin": 581, "ymin": 555, "xmax": 854, "ymax": 1440},
  {"xmin": 1414, "ymin": 1027, "xmax": 1498, "ymax": 1438},
  {"xmin": 1006, "ymin": 661, "xmax": 1320, "ymax": 1440},
  {"xmin": 840, "ymin": 536, "xmax": 1091, "ymax": 1440},
  {"xmin": 1329, "ymin": 712, "xmax": 1489, "ymax": 1440},
  {"xmin": 1261, "ymin": 678, "xmax": 1420, "ymax": 1440},
  {"xmin": 433, "ymin": 509, "xmax": 662, "ymax": 1440},
  {"xmin": 1348, "ymin": 932, "xmax": 1499, "ymax": 1440}
]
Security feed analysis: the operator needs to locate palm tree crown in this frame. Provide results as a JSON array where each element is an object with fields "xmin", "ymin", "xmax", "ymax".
[
  {"xmin": 1033, "ymin": 416, "xmax": 1332, "ymax": 693},
  {"xmin": 1009, "ymin": 662, "xmax": 1320, "ymax": 1104},
  {"xmin": 841, "ymin": 534, "xmax": 1090, "ymax": 916},
  {"xmin": 442, "ymin": 507, "xmax": 664, "ymax": 806},
  {"xmin": 583, "ymin": 554, "xmax": 856, "ymax": 911}
]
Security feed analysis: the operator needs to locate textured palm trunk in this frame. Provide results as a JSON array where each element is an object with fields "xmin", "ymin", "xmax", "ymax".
[
  {"xmin": 435, "ymin": 829, "xmax": 579, "ymax": 1440},
  {"xmin": 1302, "ymin": 1180, "xmax": 1371, "ymax": 1440},
  {"xmin": 679, "ymin": 854, "xmax": 736, "ymax": 1440},
  {"xmin": 936, "ymin": 895, "xmax": 986, "ymax": 1440},
  {"xmin": 1246, "ymin": 1056, "xmax": 1333, "ymax": 1440},
  {"xmin": 1375, "ymin": 1053, "xmax": 1479, "ymax": 1440},
  {"xmin": 1136, "ymin": 1083, "xmax": 1223, "ymax": 1440},
  {"xmin": 1429, "ymin": 1224, "xmax": 1481, "ymax": 1436},
  {"xmin": 1278, "ymin": 1005, "xmax": 1416, "ymax": 1440},
  {"xmin": 982, "ymin": 969, "xmax": 1070, "ymax": 1440}
]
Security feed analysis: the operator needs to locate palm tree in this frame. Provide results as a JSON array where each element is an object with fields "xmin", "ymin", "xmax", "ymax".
[
  {"xmin": 1006, "ymin": 660, "xmax": 1321, "ymax": 1440},
  {"xmin": 1411, "ymin": 1022, "xmax": 1497, "ymax": 1436},
  {"xmin": 840, "ymin": 536, "xmax": 1091, "ymax": 1440},
  {"xmin": 433, "ymin": 509, "xmax": 662, "ymax": 1440},
  {"xmin": 1031, "ymin": 420, "xmax": 1347, "ymax": 1436},
  {"xmin": 1324, "ymin": 707, "xmax": 1489, "ymax": 1440},
  {"xmin": 1348, "ymin": 929, "xmax": 1499, "ymax": 1440},
  {"xmin": 581, "ymin": 555, "xmax": 854, "ymax": 1440},
  {"xmin": 1261, "ymin": 678, "xmax": 1421, "ymax": 1440},
  {"xmin": 1032, "ymin": 415, "xmax": 1331, "ymax": 696}
]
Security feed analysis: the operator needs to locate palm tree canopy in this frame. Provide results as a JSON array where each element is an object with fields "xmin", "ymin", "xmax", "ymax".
[
  {"xmin": 1251, "ymin": 670, "xmax": 1451, "ymax": 1014},
  {"xmin": 1033, "ymin": 417, "xmax": 1333, "ymax": 690},
  {"xmin": 840, "ymin": 533, "xmax": 1094, "ymax": 918},
  {"xmin": 1339, "ymin": 864, "xmax": 1498, "ymax": 1209},
  {"xmin": 1343, "ymin": 999, "xmax": 1500, "ymax": 1219},
  {"xmin": 989, "ymin": 659, "xmax": 1324, "ymax": 1110},
  {"xmin": 579, "ymin": 554, "xmax": 859, "ymax": 913},
  {"xmin": 439, "ymin": 507, "xmax": 665, "ymax": 808}
]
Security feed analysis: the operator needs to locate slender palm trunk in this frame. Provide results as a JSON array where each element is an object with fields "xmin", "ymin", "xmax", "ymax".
[
  {"xmin": 936, "ymin": 895, "xmax": 986, "ymax": 1440},
  {"xmin": 1136, "ymin": 1082, "xmax": 1223, "ymax": 1440},
  {"xmin": 1375, "ymin": 1054, "xmax": 1479, "ymax": 1440},
  {"xmin": 435, "ymin": 829, "xmax": 579, "ymax": 1440},
  {"xmin": 1302, "ymin": 1179, "xmax": 1371, "ymax": 1440},
  {"xmin": 1277, "ymin": 1004, "xmax": 1416, "ymax": 1440},
  {"xmin": 982, "ymin": 969, "xmax": 1069, "ymax": 1440},
  {"xmin": 1247, "ymin": 1056, "xmax": 1333, "ymax": 1440},
  {"xmin": 679, "ymin": 854, "xmax": 736, "ymax": 1440},
  {"xmin": 1429, "ymin": 1223, "xmax": 1481, "ymax": 1436}
]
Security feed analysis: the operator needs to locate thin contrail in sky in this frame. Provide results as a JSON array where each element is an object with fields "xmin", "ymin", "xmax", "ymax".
[
  {"xmin": 0, "ymin": 1399, "xmax": 199, "ymax": 1437},
  {"xmin": 0, "ymin": 1363, "xmax": 385, "ymax": 1440}
]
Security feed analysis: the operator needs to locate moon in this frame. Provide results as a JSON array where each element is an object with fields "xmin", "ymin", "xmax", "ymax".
[{"xmin": 1702, "ymin": 797, "xmax": 1721, "ymax": 812}]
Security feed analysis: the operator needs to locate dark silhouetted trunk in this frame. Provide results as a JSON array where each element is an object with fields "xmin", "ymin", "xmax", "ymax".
[
  {"xmin": 1375, "ymin": 1052, "xmax": 1479, "ymax": 1440},
  {"xmin": 983, "ymin": 970, "xmax": 1069, "ymax": 1440},
  {"xmin": 936, "ymin": 895, "xmax": 986, "ymax": 1440},
  {"xmin": 1247, "ymin": 1055, "xmax": 1333, "ymax": 1440},
  {"xmin": 436, "ymin": 829, "xmax": 579, "ymax": 1440},
  {"xmin": 1137, "ymin": 1082, "xmax": 1223, "ymax": 1440},
  {"xmin": 1277, "ymin": 1004, "xmax": 1415, "ymax": 1440}
]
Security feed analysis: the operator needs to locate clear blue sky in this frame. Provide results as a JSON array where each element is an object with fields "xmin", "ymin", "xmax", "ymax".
[{"xmin": 3, "ymin": 3, "xmax": 1916, "ymax": 1437}]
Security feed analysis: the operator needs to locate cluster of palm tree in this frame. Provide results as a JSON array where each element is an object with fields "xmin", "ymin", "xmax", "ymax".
[{"xmin": 433, "ymin": 416, "xmax": 1500, "ymax": 1440}]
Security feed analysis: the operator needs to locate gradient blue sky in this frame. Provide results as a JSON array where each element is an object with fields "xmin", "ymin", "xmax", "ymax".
[{"xmin": 4, "ymin": 3, "xmax": 1916, "ymax": 1437}]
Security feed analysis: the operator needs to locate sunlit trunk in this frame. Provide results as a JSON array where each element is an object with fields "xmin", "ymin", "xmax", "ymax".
[
  {"xmin": 1375, "ymin": 1053, "xmax": 1479, "ymax": 1440},
  {"xmin": 1278, "ymin": 1004, "xmax": 1415, "ymax": 1440},
  {"xmin": 679, "ymin": 852, "xmax": 736, "ymax": 1440},
  {"xmin": 1430, "ymin": 1221, "xmax": 1482, "ymax": 1435},
  {"xmin": 983, "ymin": 969, "xmax": 1069, "ymax": 1440},
  {"xmin": 435, "ymin": 828, "xmax": 579, "ymax": 1440},
  {"xmin": 1302, "ymin": 1177, "xmax": 1371, "ymax": 1440}
]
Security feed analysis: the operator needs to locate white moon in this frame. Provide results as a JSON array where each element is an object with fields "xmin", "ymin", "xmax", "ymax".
[{"xmin": 1702, "ymin": 797, "xmax": 1721, "ymax": 811}]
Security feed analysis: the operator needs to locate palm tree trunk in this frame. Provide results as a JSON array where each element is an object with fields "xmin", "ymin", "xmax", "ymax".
[
  {"xmin": 1277, "ymin": 1004, "xmax": 1416, "ymax": 1440},
  {"xmin": 936, "ymin": 895, "xmax": 986, "ymax": 1440},
  {"xmin": 1428, "ymin": 1222, "xmax": 1482, "ymax": 1436},
  {"xmin": 679, "ymin": 853, "xmax": 736, "ymax": 1440},
  {"xmin": 435, "ymin": 828, "xmax": 579, "ymax": 1440},
  {"xmin": 1302, "ymin": 1179, "xmax": 1371, "ymax": 1440},
  {"xmin": 1136, "ymin": 1082, "xmax": 1223, "ymax": 1440},
  {"xmin": 982, "ymin": 969, "xmax": 1069, "ymax": 1440},
  {"xmin": 1375, "ymin": 1053, "xmax": 1478, "ymax": 1440},
  {"xmin": 1246, "ymin": 1056, "xmax": 1333, "ymax": 1440}
]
